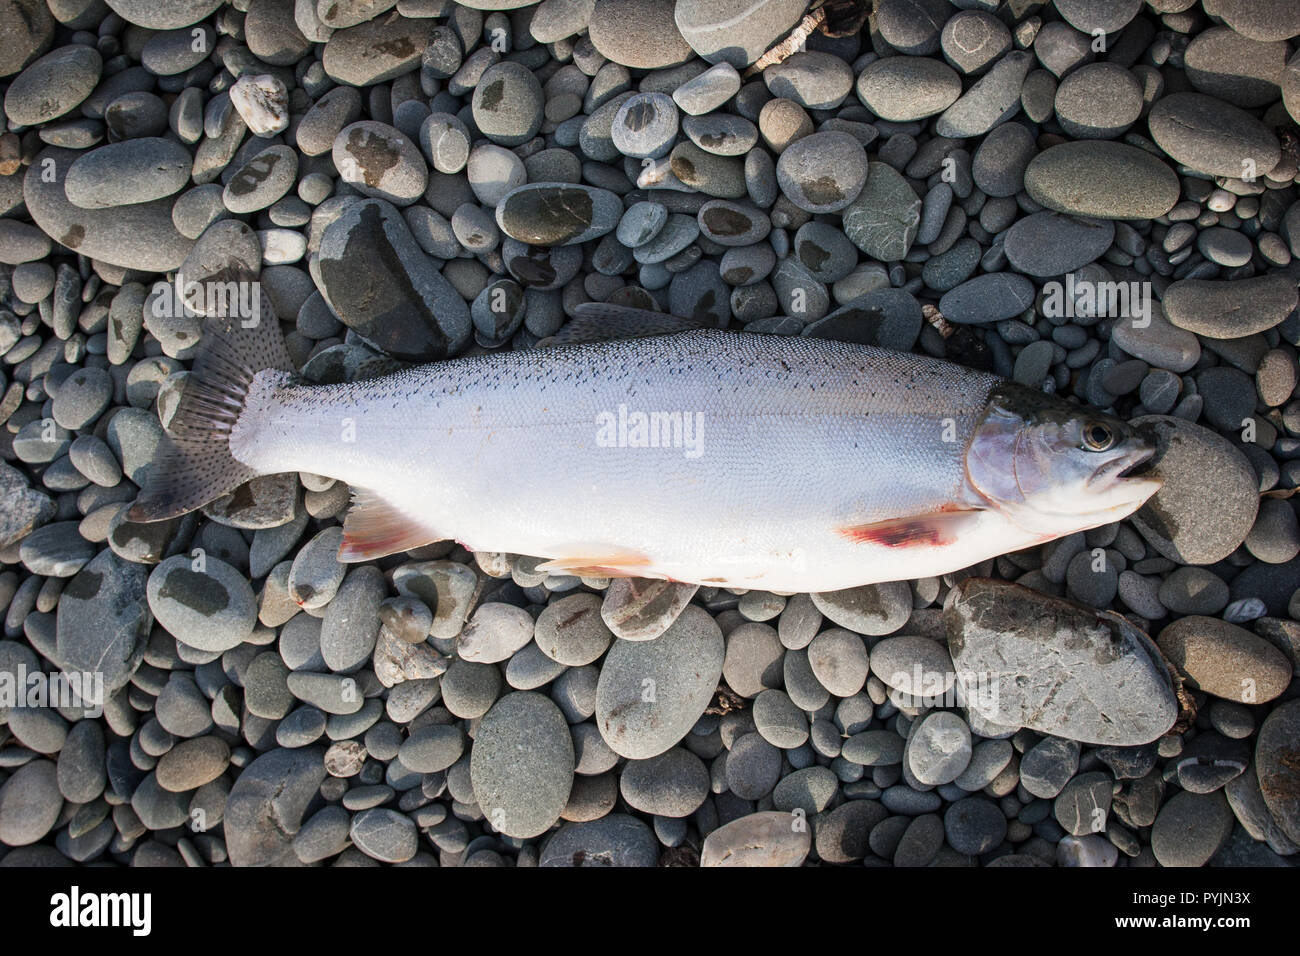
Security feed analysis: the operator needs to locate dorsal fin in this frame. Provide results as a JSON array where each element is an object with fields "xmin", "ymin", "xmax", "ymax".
[
  {"xmin": 339, "ymin": 488, "xmax": 444, "ymax": 562},
  {"xmin": 546, "ymin": 303, "xmax": 716, "ymax": 345}
]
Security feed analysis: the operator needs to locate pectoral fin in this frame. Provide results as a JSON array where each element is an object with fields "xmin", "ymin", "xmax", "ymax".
[
  {"xmin": 836, "ymin": 509, "xmax": 983, "ymax": 549},
  {"xmin": 339, "ymin": 489, "xmax": 444, "ymax": 562}
]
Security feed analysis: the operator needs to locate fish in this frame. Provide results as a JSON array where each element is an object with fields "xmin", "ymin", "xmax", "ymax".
[{"xmin": 127, "ymin": 301, "xmax": 1161, "ymax": 593}]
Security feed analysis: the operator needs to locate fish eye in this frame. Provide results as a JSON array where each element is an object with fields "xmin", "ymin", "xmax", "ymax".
[{"xmin": 1082, "ymin": 422, "xmax": 1115, "ymax": 451}]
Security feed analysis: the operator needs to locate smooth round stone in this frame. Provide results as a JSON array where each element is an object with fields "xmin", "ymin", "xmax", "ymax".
[
  {"xmin": 757, "ymin": 97, "xmax": 813, "ymax": 154},
  {"xmin": 588, "ymin": 0, "xmax": 692, "ymax": 70},
  {"xmin": 841, "ymin": 161, "xmax": 922, "ymax": 262},
  {"xmin": 0, "ymin": 0, "xmax": 53, "ymax": 77},
  {"xmin": 466, "ymin": 145, "xmax": 526, "ymax": 208},
  {"xmin": 954, "ymin": 739, "xmax": 1013, "ymax": 792},
  {"xmin": 876, "ymin": 0, "xmax": 946, "ymax": 54},
  {"xmin": 1148, "ymin": 92, "xmax": 1280, "ymax": 178},
  {"xmin": 810, "ymin": 582, "xmax": 911, "ymax": 636},
  {"xmin": 907, "ymin": 711, "xmax": 972, "ymax": 786},
  {"xmin": 595, "ymin": 604, "xmax": 724, "ymax": 759},
  {"xmin": 321, "ymin": 14, "xmax": 433, "ymax": 87},
  {"xmin": 941, "ymin": 10, "xmax": 1010, "ymax": 75},
  {"xmin": 1151, "ymin": 789, "xmax": 1234, "ymax": 867},
  {"xmin": 1216, "ymin": 0, "xmax": 1300, "ymax": 41},
  {"xmin": 64, "ymin": 138, "xmax": 191, "ymax": 209},
  {"xmin": 616, "ymin": 202, "xmax": 668, "ymax": 248},
  {"xmin": 669, "ymin": 141, "xmax": 746, "ymax": 198},
  {"xmin": 1184, "ymin": 26, "xmax": 1288, "ymax": 108},
  {"xmin": 19, "ymin": 521, "xmax": 93, "ymax": 576},
  {"xmin": 155, "ymin": 674, "xmax": 213, "ymax": 737},
  {"xmin": 720, "ymin": 244, "xmax": 775, "ymax": 286},
  {"xmin": 682, "ymin": 113, "xmax": 759, "ymax": 156},
  {"xmin": 869, "ymin": 635, "xmax": 954, "ymax": 697},
  {"xmin": 297, "ymin": 87, "xmax": 363, "ymax": 156},
  {"xmin": 620, "ymin": 748, "xmax": 708, "ymax": 817},
  {"xmin": 697, "ymin": 200, "xmax": 770, "ymax": 246},
  {"xmin": 632, "ymin": 212, "xmax": 697, "ymax": 265},
  {"xmin": 332, "ymin": 121, "xmax": 427, "ymax": 207},
  {"xmin": 398, "ymin": 725, "xmax": 464, "ymax": 774},
  {"xmin": 934, "ymin": 50, "xmax": 1034, "ymax": 138},
  {"xmin": 419, "ymin": 113, "xmax": 471, "ymax": 174},
  {"xmin": 1054, "ymin": 63, "xmax": 1141, "ymax": 139},
  {"xmin": 1162, "ymin": 276, "xmax": 1297, "ymax": 340},
  {"xmin": 1246, "ymin": 499, "xmax": 1300, "ymax": 565},
  {"xmin": 0, "ymin": 760, "xmax": 62, "ymax": 846},
  {"xmin": 675, "ymin": 0, "xmax": 807, "ymax": 68},
  {"xmin": 970, "ymin": 122, "xmax": 1035, "ymax": 198},
  {"xmin": 1157, "ymin": 616, "xmax": 1292, "ymax": 704},
  {"xmin": 806, "ymin": 629, "xmax": 869, "ymax": 698},
  {"xmin": 721, "ymin": 622, "xmax": 783, "ymax": 698},
  {"xmin": 939, "ymin": 273, "xmax": 1034, "ymax": 324},
  {"xmin": 457, "ymin": 602, "xmax": 535, "ymax": 664},
  {"xmin": 855, "ymin": 57, "xmax": 962, "ymax": 121},
  {"xmin": 472, "ymin": 61, "xmax": 544, "ymax": 147},
  {"xmin": 773, "ymin": 765, "xmax": 838, "ymax": 815},
  {"xmin": 1004, "ymin": 212, "xmax": 1115, "ymax": 277},
  {"xmin": 763, "ymin": 51, "xmax": 853, "ymax": 111},
  {"xmin": 1158, "ymin": 567, "xmax": 1229, "ymax": 616},
  {"xmin": 350, "ymin": 808, "xmax": 417, "ymax": 863},
  {"xmin": 1111, "ymin": 309, "xmax": 1200, "ymax": 374},
  {"xmin": 673, "ymin": 62, "xmax": 742, "ymax": 115},
  {"xmin": 774, "ymin": 131, "xmax": 868, "ymax": 214},
  {"xmin": 104, "ymin": 90, "xmax": 168, "ymax": 140},
  {"xmin": 539, "ymin": 813, "xmax": 659, "ymax": 866},
  {"xmin": 1053, "ymin": 771, "xmax": 1113, "ymax": 835},
  {"xmin": 224, "ymin": 144, "xmax": 298, "ymax": 214},
  {"xmin": 701, "ymin": 810, "xmax": 811, "ymax": 866},
  {"xmin": 1024, "ymin": 141, "xmax": 1179, "ymax": 220},
  {"xmin": 893, "ymin": 812, "xmax": 944, "ymax": 865},
  {"xmin": 752, "ymin": 689, "xmax": 809, "ymax": 749},
  {"xmin": 943, "ymin": 796, "xmax": 1007, "ymax": 856},
  {"xmin": 10, "ymin": 262, "xmax": 55, "ymax": 303},
  {"xmin": 534, "ymin": 592, "xmax": 613, "ymax": 666},
  {"xmin": 155, "ymin": 736, "xmax": 230, "ymax": 792},
  {"xmin": 146, "ymin": 554, "xmax": 257, "ymax": 653},
  {"xmin": 105, "ymin": 0, "xmax": 222, "ymax": 28},
  {"xmin": 1020, "ymin": 738, "xmax": 1082, "ymax": 799},
  {"xmin": 4, "ymin": 44, "xmax": 101, "ymax": 127},
  {"xmin": 439, "ymin": 659, "xmax": 502, "ymax": 719},
  {"xmin": 1052, "ymin": 0, "xmax": 1139, "ymax": 33},
  {"xmin": 611, "ymin": 93, "xmax": 679, "ymax": 160},
  {"xmin": 496, "ymin": 183, "xmax": 622, "ymax": 246},
  {"xmin": 26, "ymin": 146, "xmax": 193, "ymax": 271},
  {"xmin": 470, "ymin": 692, "xmax": 574, "ymax": 839},
  {"xmin": 1257, "ymin": 699, "xmax": 1300, "ymax": 845},
  {"xmin": 51, "ymin": 367, "xmax": 112, "ymax": 429},
  {"xmin": 793, "ymin": 222, "xmax": 857, "ymax": 283},
  {"xmin": 1129, "ymin": 415, "xmax": 1260, "ymax": 565}
]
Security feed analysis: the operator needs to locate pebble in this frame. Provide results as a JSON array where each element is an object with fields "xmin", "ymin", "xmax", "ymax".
[
  {"xmin": 1024, "ymin": 141, "xmax": 1179, "ymax": 220},
  {"xmin": 1151, "ymin": 789, "xmax": 1234, "ymax": 867},
  {"xmin": 775, "ymin": 131, "xmax": 868, "ymax": 214},
  {"xmin": 64, "ymin": 139, "xmax": 192, "ymax": 209},
  {"xmin": 674, "ymin": 0, "xmax": 806, "ymax": 68},
  {"xmin": 146, "ymin": 554, "xmax": 257, "ymax": 653},
  {"xmin": 539, "ymin": 813, "xmax": 659, "ymax": 867},
  {"xmin": 620, "ymin": 748, "xmax": 708, "ymax": 817},
  {"xmin": 457, "ymin": 602, "xmax": 535, "ymax": 664},
  {"xmin": 472, "ymin": 61, "xmax": 544, "ymax": 148},
  {"xmin": 332, "ymin": 121, "xmax": 427, "ymax": 206},
  {"xmin": 4, "ymin": 44, "xmax": 101, "ymax": 127},
  {"xmin": 611, "ymin": 93, "xmax": 679, "ymax": 160},
  {"xmin": 700, "ymin": 810, "xmax": 811, "ymax": 866},
  {"xmin": 470, "ymin": 692, "xmax": 574, "ymax": 839},
  {"xmin": 946, "ymin": 578, "xmax": 1177, "ymax": 746},
  {"xmin": 1149, "ymin": 92, "xmax": 1280, "ymax": 178},
  {"xmin": 1157, "ymin": 616, "xmax": 1292, "ymax": 704},
  {"xmin": 841, "ymin": 161, "xmax": 922, "ymax": 262},
  {"xmin": 810, "ymin": 582, "xmax": 911, "ymax": 636},
  {"xmin": 496, "ymin": 183, "xmax": 623, "ymax": 246},
  {"xmin": 1162, "ymin": 276, "xmax": 1298, "ymax": 340},
  {"xmin": 229, "ymin": 73, "xmax": 289, "ymax": 137},
  {"xmin": 856, "ymin": 57, "xmax": 961, "ymax": 122},
  {"xmin": 588, "ymin": 0, "xmax": 692, "ymax": 70},
  {"xmin": 595, "ymin": 605, "xmax": 723, "ymax": 758},
  {"xmin": 1004, "ymin": 212, "xmax": 1114, "ymax": 277},
  {"xmin": 907, "ymin": 712, "xmax": 972, "ymax": 786},
  {"xmin": 1129, "ymin": 415, "xmax": 1260, "ymax": 565},
  {"xmin": 673, "ymin": 62, "xmax": 741, "ymax": 116},
  {"xmin": 0, "ymin": 760, "xmax": 62, "ymax": 846},
  {"xmin": 763, "ymin": 52, "xmax": 853, "ymax": 111}
]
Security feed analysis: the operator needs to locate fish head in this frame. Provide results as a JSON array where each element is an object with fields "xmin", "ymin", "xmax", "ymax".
[{"xmin": 966, "ymin": 383, "xmax": 1162, "ymax": 536}]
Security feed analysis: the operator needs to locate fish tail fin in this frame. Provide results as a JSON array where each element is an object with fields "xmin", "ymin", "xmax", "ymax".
[{"xmin": 128, "ymin": 301, "xmax": 295, "ymax": 523}]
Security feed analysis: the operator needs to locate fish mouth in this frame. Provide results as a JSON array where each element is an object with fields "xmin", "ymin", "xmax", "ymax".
[{"xmin": 1089, "ymin": 446, "xmax": 1157, "ymax": 488}]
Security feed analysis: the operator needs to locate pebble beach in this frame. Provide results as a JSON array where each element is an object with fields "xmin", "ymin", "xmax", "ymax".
[{"xmin": 0, "ymin": 0, "xmax": 1298, "ymax": 871}]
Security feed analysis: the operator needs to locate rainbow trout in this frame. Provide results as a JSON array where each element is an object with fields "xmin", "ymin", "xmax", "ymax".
[{"xmin": 129, "ymin": 304, "xmax": 1160, "ymax": 592}]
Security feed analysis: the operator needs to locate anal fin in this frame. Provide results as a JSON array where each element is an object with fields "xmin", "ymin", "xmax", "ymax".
[
  {"xmin": 339, "ymin": 489, "xmax": 443, "ymax": 562},
  {"xmin": 534, "ymin": 548, "xmax": 655, "ymax": 578},
  {"xmin": 837, "ymin": 509, "xmax": 982, "ymax": 549}
]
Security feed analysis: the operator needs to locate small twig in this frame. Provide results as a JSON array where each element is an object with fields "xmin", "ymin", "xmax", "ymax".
[
  {"xmin": 743, "ymin": 7, "xmax": 828, "ymax": 78},
  {"xmin": 922, "ymin": 304, "xmax": 955, "ymax": 339}
]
